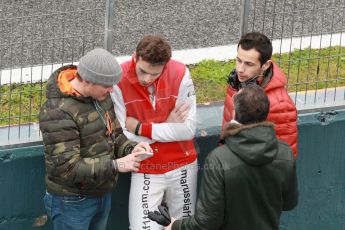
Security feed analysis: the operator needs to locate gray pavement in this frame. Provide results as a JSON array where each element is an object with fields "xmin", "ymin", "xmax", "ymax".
[
  {"xmin": 0, "ymin": 0, "xmax": 343, "ymax": 69},
  {"xmin": 291, "ymin": 87, "xmax": 345, "ymax": 112}
]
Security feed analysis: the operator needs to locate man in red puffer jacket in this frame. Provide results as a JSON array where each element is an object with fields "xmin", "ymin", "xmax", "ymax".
[{"xmin": 222, "ymin": 32, "xmax": 298, "ymax": 157}]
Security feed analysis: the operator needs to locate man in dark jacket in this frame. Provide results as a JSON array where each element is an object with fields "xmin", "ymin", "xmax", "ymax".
[
  {"xmin": 154, "ymin": 85, "xmax": 298, "ymax": 230},
  {"xmin": 39, "ymin": 48, "xmax": 151, "ymax": 230}
]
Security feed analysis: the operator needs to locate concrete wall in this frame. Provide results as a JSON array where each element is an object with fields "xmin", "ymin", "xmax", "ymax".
[{"xmin": 0, "ymin": 106, "xmax": 344, "ymax": 229}]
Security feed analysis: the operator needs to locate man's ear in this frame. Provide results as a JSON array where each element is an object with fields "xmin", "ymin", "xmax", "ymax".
[
  {"xmin": 133, "ymin": 52, "xmax": 137, "ymax": 63},
  {"xmin": 261, "ymin": 60, "xmax": 272, "ymax": 73}
]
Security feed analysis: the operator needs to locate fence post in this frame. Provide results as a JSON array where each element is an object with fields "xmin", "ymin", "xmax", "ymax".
[
  {"xmin": 104, "ymin": 0, "xmax": 115, "ymax": 52},
  {"xmin": 240, "ymin": 0, "xmax": 251, "ymax": 37}
]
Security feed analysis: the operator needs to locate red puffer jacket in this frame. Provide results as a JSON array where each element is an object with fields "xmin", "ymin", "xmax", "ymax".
[{"xmin": 222, "ymin": 62, "xmax": 298, "ymax": 157}]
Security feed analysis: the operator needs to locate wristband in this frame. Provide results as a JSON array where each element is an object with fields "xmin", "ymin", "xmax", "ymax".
[{"xmin": 134, "ymin": 122, "xmax": 141, "ymax": 135}]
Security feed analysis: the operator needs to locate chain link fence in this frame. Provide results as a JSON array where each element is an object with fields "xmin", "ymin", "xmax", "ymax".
[{"xmin": 0, "ymin": 0, "xmax": 344, "ymax": 145}]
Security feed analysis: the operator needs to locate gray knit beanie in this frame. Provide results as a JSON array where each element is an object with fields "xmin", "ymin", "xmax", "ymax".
[{"xmin": 77, "ymin": 48, "xmax": 122, "ymax": 86}]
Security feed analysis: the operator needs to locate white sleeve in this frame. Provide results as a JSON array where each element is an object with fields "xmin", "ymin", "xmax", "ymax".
[
  {"xmin": 111, "ymin": 85, "xmax": 154, "ymax": 144},
  {"xmin": 151, "ymin": 68, "xmax": 197, "ymax": 142}
]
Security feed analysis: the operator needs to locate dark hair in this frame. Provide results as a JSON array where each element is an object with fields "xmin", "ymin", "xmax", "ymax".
[
  {"xmin": 233, "ymin": 85, "xmax": 270, "ymax": 124},
  {"xmin": 238, "ymin": 32, "xmax": 272, "ymax": 65},
  {"xmin": 136, "ymin": 35, "xmax": 172, "ymax": 65}
]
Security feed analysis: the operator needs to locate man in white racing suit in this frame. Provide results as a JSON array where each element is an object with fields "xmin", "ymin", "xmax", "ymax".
[{"xmin": 111, "ymin": 35, "xmax": 198, "ymax": 230}]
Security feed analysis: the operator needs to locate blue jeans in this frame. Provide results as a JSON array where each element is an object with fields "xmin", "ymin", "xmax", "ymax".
[{"xmin": 44, "ymin": 192, "xmax": 111, "ymax": 230}]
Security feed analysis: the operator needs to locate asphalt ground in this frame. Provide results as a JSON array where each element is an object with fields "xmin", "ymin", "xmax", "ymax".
[{"xmin": 0, "ymin": 0, "xmax": 343, "ymax": 69}]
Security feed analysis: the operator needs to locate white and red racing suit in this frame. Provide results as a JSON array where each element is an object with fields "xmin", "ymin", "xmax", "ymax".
[{"xmin": 111, "ymin": 57, "xmax": 198, "ymax": 230}]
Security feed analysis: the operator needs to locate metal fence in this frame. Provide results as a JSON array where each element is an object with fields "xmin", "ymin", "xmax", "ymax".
[
  {"xmin": 0, "ymin": 0, "xmax": 344, "ymax": 145},
  {"xmin": 241, "ymin": 0, "xmax": 345, "ymax": 111},
  {"xmin": 0, "ymin": 0, "xmax": 106, "ymax": 145}
]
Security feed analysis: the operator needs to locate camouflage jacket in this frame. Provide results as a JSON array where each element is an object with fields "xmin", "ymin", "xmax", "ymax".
[{"xmin": 39, "ymin": 65, "xmax": 134, "ymax": 196}]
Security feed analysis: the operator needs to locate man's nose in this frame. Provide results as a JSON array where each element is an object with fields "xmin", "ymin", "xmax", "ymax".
[
  {"xmin": 142, "ymin": 74, "xmax": 153, "ymax": 83},
  {"xmin": 237, "ymin": 63, "xmax": 244, "ymax": 72}
]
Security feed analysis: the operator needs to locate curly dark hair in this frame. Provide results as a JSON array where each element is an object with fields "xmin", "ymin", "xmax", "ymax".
[{"xmin": 135, "ymin": 35, "xmax": 172, "ymax": 65}]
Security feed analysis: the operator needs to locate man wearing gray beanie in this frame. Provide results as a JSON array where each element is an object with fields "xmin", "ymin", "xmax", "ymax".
[{"xmin": 39, "ymin": 48, "xmax": 152, "ymax": 230}]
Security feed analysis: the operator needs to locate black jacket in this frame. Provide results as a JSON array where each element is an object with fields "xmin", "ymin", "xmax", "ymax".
[{"xmin": 173, "ymin": 122, "xmax": 298, "ymax": 230}]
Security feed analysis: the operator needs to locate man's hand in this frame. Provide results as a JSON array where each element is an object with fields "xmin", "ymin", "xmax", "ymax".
[
  {"xmin": 116, "ymin": 151, "xmax": 144, "ymax": 172},
  {"xmin": 133, "ymin": 142, "xmax": 152, "ymax": 154},
  {"xmin": 126, "ymin": 117, "xmax": 140, "ymax": 134},
  {"xmin": 166, "ymin": 102, "xmax": 190, "ymax": 123},
  {"xmin": 115, "ymin": 142, "xmax": 153, "ymax": 172}
]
